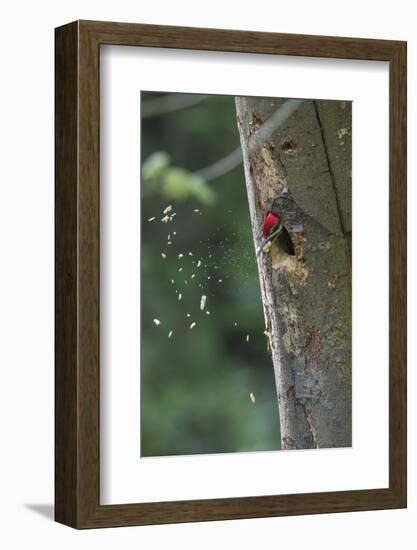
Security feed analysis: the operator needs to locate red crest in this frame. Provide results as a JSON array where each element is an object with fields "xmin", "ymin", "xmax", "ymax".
[{"xmin": 262, "ymin": 212, "xmax": 280, "ymax": 238}]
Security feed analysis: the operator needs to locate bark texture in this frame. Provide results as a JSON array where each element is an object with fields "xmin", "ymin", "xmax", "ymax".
[{"xmin": 235, "ymin": 97, "xmax": 352, "ymax": 450}]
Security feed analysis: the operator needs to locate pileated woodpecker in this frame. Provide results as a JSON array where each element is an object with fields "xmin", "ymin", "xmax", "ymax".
[{"xmin": 256, "ymin": 200, "xmax": 295, "ymax": 257}]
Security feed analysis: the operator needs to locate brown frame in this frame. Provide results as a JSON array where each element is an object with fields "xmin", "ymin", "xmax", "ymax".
[{"xmin": 55, "ymin": 20, "xmax": 407, "ymax": 529}]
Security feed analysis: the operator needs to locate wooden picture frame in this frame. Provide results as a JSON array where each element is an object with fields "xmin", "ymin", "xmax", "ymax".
[{"xmin": 55, "ymin": 20, "xmax": 407, "ymax": 528}]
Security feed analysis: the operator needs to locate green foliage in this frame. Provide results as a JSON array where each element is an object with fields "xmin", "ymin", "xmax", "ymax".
[
  {"xmin": 142, "ymin": 152, "xmax": 217, "ymax": 205},
  {"xmin": 142, "ymin": 151, "xmax": 171, "ymax": 181}
]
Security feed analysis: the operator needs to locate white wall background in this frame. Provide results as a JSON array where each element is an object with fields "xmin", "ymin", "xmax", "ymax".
[{"xmin": 0, "ymin": 0, "xmax": 414, "ymax": 547}]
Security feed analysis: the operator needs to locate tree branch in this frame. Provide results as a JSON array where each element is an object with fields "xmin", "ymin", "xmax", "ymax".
[
  {"xmin": 192, "ymin": 100, "xmax": 304, "ymax": 182},
  {"xmin": 193, "ymin": 147, "xmax": 243, "ymax": 182},
  {"xmin": 142, "ymin": 94, "xmax": 209, "ymax": 118},
  {"xmin": 248, "ymin": 99, "xmax": 304, "ymax": 152}
]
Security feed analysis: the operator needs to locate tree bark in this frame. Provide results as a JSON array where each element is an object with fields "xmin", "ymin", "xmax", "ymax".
[{"xmin": 235, "ymin": 97, "xmax": 352, "ymax": 450}]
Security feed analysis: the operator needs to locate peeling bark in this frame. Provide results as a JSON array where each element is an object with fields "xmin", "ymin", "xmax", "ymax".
[{"xmin": 235, "ymin": 97, "xmax": 352, "ymax": 450}]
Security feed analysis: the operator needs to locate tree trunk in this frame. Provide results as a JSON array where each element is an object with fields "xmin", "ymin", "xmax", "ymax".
[{"xmin": 235, "ymin": 97, "xmax": 352, "ymax": 450}]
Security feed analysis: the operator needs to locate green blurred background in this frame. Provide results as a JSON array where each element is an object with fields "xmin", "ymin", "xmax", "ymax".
[{"xmin": 141, "ymin": 92, "xmax": 281, "ymax": 457}]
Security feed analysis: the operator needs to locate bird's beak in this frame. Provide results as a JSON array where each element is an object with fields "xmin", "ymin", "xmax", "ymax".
[
  {"xmin": 256, "ymin": 224, "xmax": 284, "ymax": 257},
  {"xmin": 256, "ymin": 237, "xmax": 268, "ymax": 257}
]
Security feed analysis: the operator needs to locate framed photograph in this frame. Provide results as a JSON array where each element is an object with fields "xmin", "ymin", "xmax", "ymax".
[{"xmin": 55, "ymin": 20, "xmax": 406, "ymax": 528}]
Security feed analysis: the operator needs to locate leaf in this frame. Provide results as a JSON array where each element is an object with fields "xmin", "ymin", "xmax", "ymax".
[
  {"xmin": 142, "ymin": 151, "xmax": 171, "ymax": 182},
  {"xmin": 162, "ymin": 169, "xmax": 217, "ymax": 205},
  {"xmin": 162, "ymin": 167, "xmax": 193, "ymax": 199},
  {"xmin": 189, "ymin": 175, "xmax": 217, "ymax": 205},
  {"xmin": 142, "ymin": 151, "xmax": 217, "ymax": 205}
]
